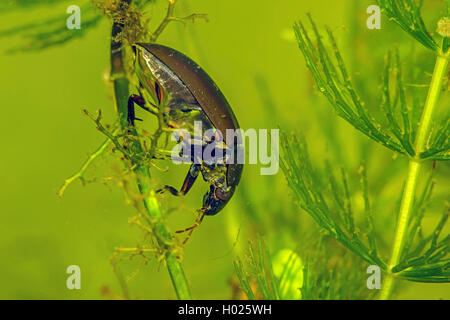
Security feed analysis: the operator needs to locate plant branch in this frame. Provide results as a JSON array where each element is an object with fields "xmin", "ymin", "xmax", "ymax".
[
  {"xmin": 380, "ymin": 52, "xmax": 449, "ymax": 300},
  {"xmin": 149, "ymin": 0, "xmax": 176, "ymax": 42},
  {"xmin": 149, "ymin": 0, "xmax": 208, "ymax": 43},
  {"xmin": 110, "ymin": 0, "xmax": 191, "ymax": 299},
  {"xmin": 58, "ymin": 136, "xmax": 113, "ymax": 197}
]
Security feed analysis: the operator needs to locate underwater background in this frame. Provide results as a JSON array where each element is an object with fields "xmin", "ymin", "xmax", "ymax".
[{"xmin": 0, "ymin": 0, "xmax": 449, "ymax": 299}]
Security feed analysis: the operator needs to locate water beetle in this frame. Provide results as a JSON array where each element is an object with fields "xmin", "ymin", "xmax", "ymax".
[{"xmin": 127, "ymin": 43, "xmax": 243, "ymax": 220}]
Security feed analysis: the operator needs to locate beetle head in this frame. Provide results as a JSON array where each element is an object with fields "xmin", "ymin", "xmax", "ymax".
[{"xmin": 202, "ymin": 185, "xmax": 235, "ymax": 216}]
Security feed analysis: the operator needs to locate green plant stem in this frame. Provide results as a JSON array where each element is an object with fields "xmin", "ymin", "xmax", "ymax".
[
  {"xmin": 150, "ymin": 0, "xmax": 176, "ymax": 42},
  {"xmin": 58, "ymin": 137, "xmax": 112, "ymax": 197},
  {"xmin": 110, "ymin": 0, "xmax": 192, "ymax": 300},
  {"xmin": 379, "ymin": 54, "xmax": 449, "ymax": 300}
]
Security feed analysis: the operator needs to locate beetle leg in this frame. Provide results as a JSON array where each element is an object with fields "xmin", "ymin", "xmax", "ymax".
[
  {"xmin": 175, "ymin": 212, "xmax": 205, "ymax": 245},
  {"xmin": 127, "ymin": 94, "xmax": 157, "ymax": 125},
  {"xmin": 137, "ymin": 85, "xmax": 160, "ymax": 111},
  {"xmin": 157, "ymin": 164, "xmax": 200, "ymax": 196},
  {"xmin": 180, "ymin": 163, "xmax": 201, "ymax": 194}
]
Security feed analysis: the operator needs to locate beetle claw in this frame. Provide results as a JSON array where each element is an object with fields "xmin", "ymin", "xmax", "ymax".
[{"xmin": 156, "ymin": 185, "xmax": 183, "ymax": 196}]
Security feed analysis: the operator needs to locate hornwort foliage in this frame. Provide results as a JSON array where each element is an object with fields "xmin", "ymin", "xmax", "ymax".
[{"xmin": 281, "ymin": 0, "xmax": 449, "ymax": 299}]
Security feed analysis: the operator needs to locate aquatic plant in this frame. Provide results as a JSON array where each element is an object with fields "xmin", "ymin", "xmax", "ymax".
[{"xmin": 281, "ymin": 0, "xmax": 449, "ymax": 299}]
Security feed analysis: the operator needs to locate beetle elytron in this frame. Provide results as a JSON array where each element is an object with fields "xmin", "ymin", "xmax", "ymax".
[{"xmin": 127, "ymin": 43, "xmax": 243, "ymax": 222}]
